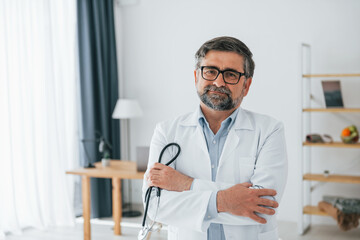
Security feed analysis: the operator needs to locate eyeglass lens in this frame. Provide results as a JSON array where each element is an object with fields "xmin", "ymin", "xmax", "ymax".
[{"xmin": 201, "ymin": 66, "xmax": 242, "ymax": 84}]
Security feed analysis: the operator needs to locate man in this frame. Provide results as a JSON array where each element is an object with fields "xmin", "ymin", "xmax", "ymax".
[{"xmin": 143, "ymin": 36, "xmax": 287, "ymax": 240}]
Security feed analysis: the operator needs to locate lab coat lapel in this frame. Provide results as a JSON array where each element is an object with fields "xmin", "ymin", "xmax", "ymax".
[
  {"xmin": 195, "ymin": 125, "xmax": 210, "ymax": 161},
  {"xmin": 218, "ymin": 128, "xmax": 239, "ymax": 170},
  {"xmin": 218, "ymin": 108, "xmax": 254, "ymax": 170},
  {"xmin": 180, "ymin": 108, "xmax": 208, "ymax": 157},
  {"xmin": 180, "ymin": 108, "xmax": 212, "ymax": 180}
]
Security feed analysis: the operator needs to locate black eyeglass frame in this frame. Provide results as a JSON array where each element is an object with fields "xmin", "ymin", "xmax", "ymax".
[{"xmin": 200, "ymin": 66, "xmax": 246, "ymax": 85}]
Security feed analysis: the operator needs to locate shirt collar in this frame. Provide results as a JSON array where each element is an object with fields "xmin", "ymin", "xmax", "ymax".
[
  {"xmin": 180, "ymin": 106, "xmax": 254, "ymax": 131},
  {"xmin": 198, "ymin": 106, "xmax": 240, "ymax": 132}
]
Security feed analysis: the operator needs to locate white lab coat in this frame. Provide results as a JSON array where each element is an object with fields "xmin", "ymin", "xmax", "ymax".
[{"xmin": 142, "ymin": 107, "xmax": 288, "ymax": 240}]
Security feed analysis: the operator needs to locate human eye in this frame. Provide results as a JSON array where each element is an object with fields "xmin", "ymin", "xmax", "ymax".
[
  {"xmin": 203, "ymin": 67, "xmax": 218, "ymax": 76},
  {"xmin": 225, "ymin": 71, "xmax": 239, "ymax": 80}
]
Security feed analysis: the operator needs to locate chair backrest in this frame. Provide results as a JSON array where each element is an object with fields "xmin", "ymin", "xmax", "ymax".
[{"xmin": 136, "ymin": 146, "xmax": 149, "ymax": 172}]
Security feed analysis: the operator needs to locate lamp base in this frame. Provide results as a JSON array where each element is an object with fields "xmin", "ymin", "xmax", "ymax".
[{"xmin": 122, "ymin": 210, "xmax": 142, "ymax": 217}]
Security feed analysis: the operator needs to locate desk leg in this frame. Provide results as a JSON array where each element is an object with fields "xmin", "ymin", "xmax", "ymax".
[
  {"xmin": 112, "ymin": 177, "xmax": 122, "ymax": 235},
  {"xmin": 82, "ymin": 176, "xmax": 91, "ymax": 240}
]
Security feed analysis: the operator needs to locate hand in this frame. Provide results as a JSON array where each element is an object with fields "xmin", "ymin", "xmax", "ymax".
[
  {"xmin": 217, "ymin": 183, "xmax": 278, "ymax": 224},
  {"xmin": 146, "ymin": 163, "xmax": 193, "ymax": 192}
]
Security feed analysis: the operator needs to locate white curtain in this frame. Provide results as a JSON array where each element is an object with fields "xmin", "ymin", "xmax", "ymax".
[{"xmin": 0, "ymin": 0, "xmax": 79, "ymax": 237}]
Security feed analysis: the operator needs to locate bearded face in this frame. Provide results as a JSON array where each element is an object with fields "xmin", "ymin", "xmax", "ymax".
[
  {"xmin": 195, "ymin": 51, "xmax": 251, "ymax": 112},
  {"xmin": 197, "ymin": 82, "xmax": 246, "ymax": 111}
]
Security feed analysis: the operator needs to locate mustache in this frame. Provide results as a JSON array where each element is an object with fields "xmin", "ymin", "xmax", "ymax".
[{"xmin": 203, "ymin": 85, "xmax": 231, "ymax": 96}]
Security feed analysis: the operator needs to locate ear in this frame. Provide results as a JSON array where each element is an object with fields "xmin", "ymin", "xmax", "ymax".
[
  {"xmin": 194, "ymin": 70, "xmax": 198, "ymax": 85},
  {"xmin": 243, "ymin": 77, "xmax": 252, "ymax": 97}
]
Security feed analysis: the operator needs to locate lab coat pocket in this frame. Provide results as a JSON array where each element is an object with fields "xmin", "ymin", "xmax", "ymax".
[
  {"xmin": 236, "ymin": 156, "xmax": 255, "ymax": 183},
  {"xmin": 258, "ymin": 227, "xmax": 278, "ymax": 240}
]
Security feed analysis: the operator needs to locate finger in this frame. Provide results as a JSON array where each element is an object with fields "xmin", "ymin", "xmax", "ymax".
[
  {"xmin": 148, "ymin": 178, "xmax": 160, "ymax": 187},
  {"xmin": 256, "ymin": 188, "xmax": 277, "ymax": 197},
  {"xmin": 240, "ymin": 182, "xmax": 253, "ymax": 188},
  {"xmin": 153, "ymin": 162, "xmax": 165, "ymax": 169},
  {"xmin": 249, "ymin": 212, "xmax": 267, "ymax": 224},
  {"xmin": 149, "ymin": 169, "xmax": 165, "ymax": 179},
  {"xmin": 150, "ymin": 174, "xmax": 162, "ymax": 182},
  {"xmin": 147, "ymin": 178, "xmax": 154, "ymax": 186},
  {"xmin": 149, "ymin": 168, "xmax": 162, "ymax": 175},
  {"xmin": 255, "ymin": 206, "xmax": 276, "ymax": 215},
  {"xmin": 258, "ymin": 198, "xmax": 279, "ymax": 208}
]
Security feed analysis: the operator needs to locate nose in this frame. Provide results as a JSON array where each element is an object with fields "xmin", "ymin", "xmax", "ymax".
[{"xmin": 213, "ymin": 72, "xmax": 226, "ymax": 87}]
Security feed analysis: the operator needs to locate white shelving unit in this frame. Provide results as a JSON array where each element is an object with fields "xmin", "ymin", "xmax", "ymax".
[{"xmin": 298, "ymin": 43, "xmax": 360, "ymax": 234}]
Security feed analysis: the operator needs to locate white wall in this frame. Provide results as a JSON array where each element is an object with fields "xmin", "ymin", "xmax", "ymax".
[{"xmin": 115, "ymin": 0, "xmax": 360, "ymax": 224}]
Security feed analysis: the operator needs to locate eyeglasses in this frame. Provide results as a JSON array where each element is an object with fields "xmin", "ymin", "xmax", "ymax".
[{"xmin": 200, "ymin": 66, "xmax": 245, "ymax": 85}]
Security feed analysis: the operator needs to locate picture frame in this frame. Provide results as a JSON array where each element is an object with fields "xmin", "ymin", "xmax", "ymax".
[{"xmin": 321, "ymin": 80, "xmax": 344, "ymax": 108}]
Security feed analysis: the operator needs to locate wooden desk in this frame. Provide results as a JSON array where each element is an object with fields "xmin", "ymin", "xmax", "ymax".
[{"xmin": 66, "ymin": 160, "xmax": 145, "ymax": 240}]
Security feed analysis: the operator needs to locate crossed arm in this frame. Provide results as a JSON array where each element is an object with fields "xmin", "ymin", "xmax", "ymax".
[
  {"xmin": 146, "ymin": 162, "xmax": 278, "ymax": 224},
  {"xmin": 143, "ymin": 122, "xmax": 287, "ymax": 231}
]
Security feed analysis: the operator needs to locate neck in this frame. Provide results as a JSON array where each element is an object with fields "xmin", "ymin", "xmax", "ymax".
[{"xmin": 200, "ymin": 103, "xmax": 238, "ymax": 134}]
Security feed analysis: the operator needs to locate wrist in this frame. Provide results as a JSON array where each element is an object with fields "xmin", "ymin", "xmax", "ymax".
[
  {"xmin": 216, "ymin": 190, "xmax": 227, "ymax": 213},
  {"xmin": 184, "ymin": 177, "xmax": 194, "ymax": 191}
]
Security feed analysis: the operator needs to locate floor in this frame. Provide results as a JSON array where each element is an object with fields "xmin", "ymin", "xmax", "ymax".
[{"xmin": 4, "ymin": 217, "xmax": 360, "ymax": 240}]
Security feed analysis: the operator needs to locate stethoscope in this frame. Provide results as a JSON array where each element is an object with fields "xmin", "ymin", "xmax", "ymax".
[{"xmin": 138, "ymin": 142, "xmax": 181, "ymax": 240}]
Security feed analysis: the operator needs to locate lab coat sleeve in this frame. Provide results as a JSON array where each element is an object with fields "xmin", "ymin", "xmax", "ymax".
[
  {"xmin": 192, "ymin": 122, "xmax": 288, "ymax": 226},
  {"xmin": 192, "ymin": 178, "xmax": 233, "ymax": 191},
  {"xmin": 214, "ymin": 122, "xmax": 288, "ymax": 226},
  {"xmin": 142, "ymin": 123, "xmax": 213, "ymax": 232}
]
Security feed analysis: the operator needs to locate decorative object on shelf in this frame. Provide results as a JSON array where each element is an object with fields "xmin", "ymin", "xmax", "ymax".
[
  {"xmin": 319, "ymin": 196, "xmax": 360, "ymax": 231},
  {"xmin": 323, "ymin": 170, "xmax": 330, "ymax": 177},
  {"xmin": 340, "ymin": 125, "xmax": 359, "ymax": 144},
  {"xmin": 321, "ymin": 80, "xmax": 344, "ymax": 108},
  {"xmin": 323, "ymin": 196, "xmax": 360, "ymax": 214},
  {"xmin": 306, "ymin": 134, "xmax": 333, "ymax": 143},
  {"xmin": 112, "ymin": 98, "xmax": 143, "ymax": 218}
]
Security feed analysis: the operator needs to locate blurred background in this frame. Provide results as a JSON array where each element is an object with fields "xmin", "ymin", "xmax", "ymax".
[{"xmin": 1, "ymin": 0, "xmax": 359, "ymax": 239}]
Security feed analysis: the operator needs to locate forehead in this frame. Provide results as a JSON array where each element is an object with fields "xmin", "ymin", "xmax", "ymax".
[{"xmin": 201, "ymin": 50, "xmax": 244, "ymax": 71}]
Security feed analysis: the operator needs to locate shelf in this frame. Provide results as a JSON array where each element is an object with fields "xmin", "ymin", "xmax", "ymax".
[
  {"xmin": 303, "ymin": 205, "xmax": 328, "ymax": 216},
  {"xmin": 303, "ymin": 142, "xmax": 360, "ymax": 148},
  {"xmin": 299, "ymin": 45, "xmax": 360, "ymax": 235},
  {"xmin": 303, "ymin": 73, "xmax": 360, "ymax": 78},
  {"xmin": 303, "ymin": 173, "xmax": 360, "ymax": 184},
  {"xmin": 303, "ymin": 108, "xmax": 360, "ymax": 113}
]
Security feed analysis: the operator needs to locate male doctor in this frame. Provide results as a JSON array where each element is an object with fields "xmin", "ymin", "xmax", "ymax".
[{"xmin": 143, "ymin": 36, "xmax": 287, "ymax": 240}]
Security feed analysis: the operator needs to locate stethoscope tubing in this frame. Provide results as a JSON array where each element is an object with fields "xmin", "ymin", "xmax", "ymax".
[{"xmin": 141, "ymin": 142, "xmax": 181, "ymax": 228}]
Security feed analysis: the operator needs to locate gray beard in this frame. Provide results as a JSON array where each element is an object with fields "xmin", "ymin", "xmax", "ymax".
[{"xmin": 198, "ymin": 85, "xmax": 242, "ymax": 111}]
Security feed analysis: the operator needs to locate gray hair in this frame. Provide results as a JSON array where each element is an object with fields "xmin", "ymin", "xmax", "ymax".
[{"xmin": 195, "ymin": 36, "xmax": 255, "ymax": 78}]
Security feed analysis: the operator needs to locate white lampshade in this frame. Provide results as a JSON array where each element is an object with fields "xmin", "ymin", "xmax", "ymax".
[{"xmin": 112, "ymin": 99, "xmax": 143, "ymax": 119}]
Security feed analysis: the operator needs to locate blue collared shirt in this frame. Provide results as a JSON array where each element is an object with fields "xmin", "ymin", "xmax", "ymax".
[{"xmin": 198, "ymin": 107, "xmax": 239, "ymax": 240}]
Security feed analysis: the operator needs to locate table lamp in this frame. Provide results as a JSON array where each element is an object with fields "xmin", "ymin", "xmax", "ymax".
[{"xmin": 112, "ymin": 99, "xmax": 143, "ymax": 217}]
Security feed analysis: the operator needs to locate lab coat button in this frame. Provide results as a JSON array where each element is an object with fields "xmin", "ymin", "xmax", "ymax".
[
  {"xmin": 213, "ymin": 140, "xmax": 216, "ymax": 144},
  {"xmin": 207, "ymin": 215, "xmax": 211, "ymax": 219},
  {"xmin": 211, "ymin": 164, "xmax": 214, "ymax": 168}
]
